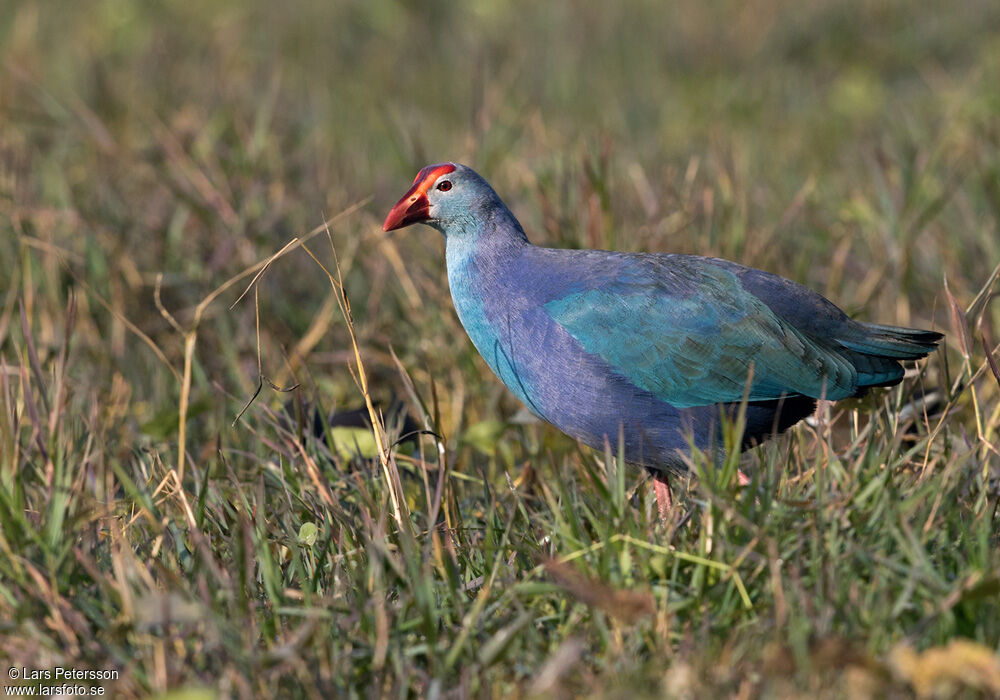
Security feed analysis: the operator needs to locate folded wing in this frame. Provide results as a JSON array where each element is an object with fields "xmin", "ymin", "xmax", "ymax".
[{"xmin": 544, "ymin": 259, "xmax": 861, "ymax": 407}]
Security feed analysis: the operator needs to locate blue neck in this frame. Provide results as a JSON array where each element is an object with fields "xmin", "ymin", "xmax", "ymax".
[
  {"xmin": 442, "ymin": 202, "xmax": 529, "ymax": 290},
  {"xmin": 442, "ymin": 205, "xmax": 536, "ymax": 409}
]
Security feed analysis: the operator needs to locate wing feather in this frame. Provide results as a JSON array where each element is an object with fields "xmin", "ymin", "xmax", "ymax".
[{"xmin": 543, "ymin": 260, "xmax": 857, "ymax": 407}]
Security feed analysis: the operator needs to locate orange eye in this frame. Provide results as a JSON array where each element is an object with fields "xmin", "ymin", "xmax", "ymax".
[{"xmin": 436, "ymin": 180, "xmax": 452, "ymax": 192}]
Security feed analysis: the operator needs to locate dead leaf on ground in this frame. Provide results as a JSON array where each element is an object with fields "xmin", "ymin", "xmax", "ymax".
[
  {"xmin": 889, "ymin": 639, "xmax": 1000, "ymax": 697},
  {"xmin": 543, "ymin": 559, "xmax": 655, "ymax": 622}
]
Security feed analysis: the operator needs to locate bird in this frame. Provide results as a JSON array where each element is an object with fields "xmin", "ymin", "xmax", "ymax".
[{"xmin": 382, "ymin": 162, "xmax": 943, "ymax": 517}]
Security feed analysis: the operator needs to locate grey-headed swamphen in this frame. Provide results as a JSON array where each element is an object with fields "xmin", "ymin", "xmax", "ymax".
[{"xmin": 383, "ymin": 163, "xmax": 942, "ymax": 516}]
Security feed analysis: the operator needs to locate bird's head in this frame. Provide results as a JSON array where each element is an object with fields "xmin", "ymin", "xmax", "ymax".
[{"xmin": 383, "ymin": 162, "xmax": 499, "ymax": 235}]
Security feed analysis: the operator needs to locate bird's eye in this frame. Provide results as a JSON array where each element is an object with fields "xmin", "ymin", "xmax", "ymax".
[{"xmin": 436, "ymin": 180, "xmax": 452, "ymax": 192}]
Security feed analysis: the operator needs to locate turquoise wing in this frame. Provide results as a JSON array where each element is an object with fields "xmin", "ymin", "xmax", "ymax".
[{"xmin": 543, "ymin": 261, "xmax": 858, "ymax": 407}]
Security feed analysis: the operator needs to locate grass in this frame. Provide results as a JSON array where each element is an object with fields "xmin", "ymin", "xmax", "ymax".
[{"xmin": 2, "ymin": 0, "xmax": 1000, "ymax": 696}]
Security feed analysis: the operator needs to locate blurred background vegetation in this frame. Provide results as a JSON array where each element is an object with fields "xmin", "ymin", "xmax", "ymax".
[{"xmin": 2, "ymin": 0, "xmax": 1000, "ymax": 697}]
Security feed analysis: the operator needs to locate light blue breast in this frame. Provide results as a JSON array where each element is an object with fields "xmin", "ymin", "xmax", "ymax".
[{"xmin": 446, "ymin": 242, "xmax": 544, "ymax": 416}]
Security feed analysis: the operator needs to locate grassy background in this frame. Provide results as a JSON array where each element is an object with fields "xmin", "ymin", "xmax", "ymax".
[{"xmin": 3, "ymin": 0, "xmax": 1000, "ymax": 696}]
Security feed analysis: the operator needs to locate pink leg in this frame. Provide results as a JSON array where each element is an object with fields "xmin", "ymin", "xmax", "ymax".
[
  {"xmin": 652, "ymin": 472, "xmax": 673, "ymax": 521},
  {"xmin": 738, "ymin": 470, "xmax": 750, "ymax": 486}
]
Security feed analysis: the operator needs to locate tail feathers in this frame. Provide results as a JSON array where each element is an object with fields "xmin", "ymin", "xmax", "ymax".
[
  {"xmin": 833, "ymin": 322, "xmax": 942, "ymax": 392},
  {"xmin": 839, "ymin": 348, "xmax": 905, "ymax": 388},
  {"xmin": 839, "ymin": 322, "xmax": 943, "ymax": 361}
]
